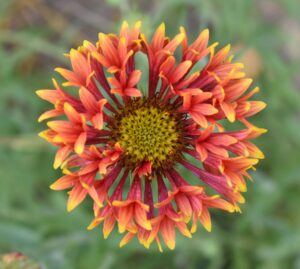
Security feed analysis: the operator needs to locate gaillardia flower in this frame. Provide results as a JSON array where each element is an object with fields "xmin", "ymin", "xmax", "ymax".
[{"xmin": 37, "ymin": 21, "xmax": 266, "ymax": 251}]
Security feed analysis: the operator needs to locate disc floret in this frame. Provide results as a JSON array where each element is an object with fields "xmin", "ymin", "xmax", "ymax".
[{"xmin": 109, "ymin": 99, "xmax": 184, "ymax": 170}]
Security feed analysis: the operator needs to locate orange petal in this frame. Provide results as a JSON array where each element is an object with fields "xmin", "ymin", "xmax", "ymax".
[
  {"xmin": 238, "ymin": 101, "xmax": 266, "ymax": 118},
  {"xmin": 118, "ymin": 205, "xmax": 134, "ymax": 233},
  {"xmin": 190, "ymin": 28, "xmax": 209, "ymax": 52},
  {"xmin": 204, "ymin": 196, "xmax": 235, "ymax": 213},
  {"xmin": 151, "ymin": 23, "xmax": 166, "ymax": 51},
  {"xmin": 164, "ymin": 33, "xmax": 184, "ymax": 53},
  {"xmin": 91, "ymin": 113, "xmax": 104, "ymax": 130},
  {"xmin": 181, "ymin": 93, "xmax": 192, "ymax": 110},
  {"xmin": 36, "ymin": 90, "xmax": 60, "ymax": 103},
  {"xmin": 127, "ymin": 70, "xmax": 142, "ymax": 87},
  {"xmin": 64, "ymin": 103, "xmax": 82, "ymax": 123},
  {"xmin": 50, "ymin": 174, "xmax": 75, "ymax": 190},
  {"xmin": 38, "ymin": 109, "xmax": 62, "ymax": 122},
  {"xmin": 53, "ymin": 145, "xmax": 72, "ymax": 169},
  {"xmin": 103, "ymin": 215, "xmax": 116, "ymax": 239},
  {"xmin": 160, "ymin": 56, "xmax": 176, "ymax": 76},
  {"xmin": 74, "ymin": 132, "xmax": 87, "ymax": 154},
  {"xmin": 79, "ymin": 87, "xmax": 98, "ymax": 112},
  {"xmin": 118, "ymin": 37, "xmax": 128, "ymax": 63},
  {"xmin": 243, "ymin": 141, "xmax": 265, "ymax": 159},
  {"xmin": 199, "ymin": 207, "xmax": 211, "ymax": 232},
  {"xmin": 124, "ymin": 88, "xmax": 142, "ymax": 97},
  {"xmin": 179, "ymin": 185, "xmax": 204, "ymax": 195},
  {"xmin": 170, "ymin": 60, "xmax": 192, "ymax": 83},
  {"xmin": 47, "ymin": 120, "xmax": 78, "ymax": 133},
  {"xmin": 212, "ymin": 85, "xmax": 225, "ymax": 101},
  {"xmin": 112, "ymin": 200, "xmax": 133, "ymax": 207},
  {"xmin": 175, "ymin": 221, "xmax": 192, "ymax": 238},
  {"xmin": 87, "ymin": 186, "xmax": 103, "ymax": 208},
  {"xmin": 195, "ymin": 143, "xmax": 208, "ymax": 162},
  {"xmin": 120, "ymin": 20, "xmax": 129, "ymax": 38},
  {"xmin": 193, "ymin": 104, "xmax": 218, "ymax": 115},
  {"xmin": 120, "ymin": 232, "xmax": 135, "ymax": 247},
  {"xmin": 87, "ymin": 217, "xmax": 102, "ymax": 230},
  {"xmin": 134, "ymin": 205, "xmax": 151, "ymax": 230},
  {"xmin": 220, "ymin": 102, "xmax": 236, "ymax": 122},
  {"xmin": 179, "ymin": 26, "xmax": 188, "ymax": 53},
  {"xmin": 209, "ymin": 134, "xmax": 237, "ymax": 146},
  {"xmin": 190, "ymin": 112, "xmax": 208, "ymax": 128},
  {"xmin": 155, "ymin": 194, "xmax": 175, "ymax": 208},
  {"xmin": 98, "ymin": 33, "xmax": 117, "ymax": 64},
  {"xmin": 160, "ymin": 219, "xmax": 176, "ymax": 250},
  {"xmin": 55, "ymin": 68, "xmax": 81, "ymax": 86},
  {"xmin": 205, "ymin": 143, "xmax": 229, "ymax": 158},
  {"xmin": 69, "ymin": 49, "xmax": 90, "ymax": 77},
  {"xmin": 92, "ymin": 51, "xmax": 111, "ymax": 67},
  {"xmin": 225, "ymin": 78, "xmax": 252, "ymax": 101},
  {"xmin": 67, "ymin": 184, "xmax": 87, "ymax": 212},
  {"xmin": 175, "ymin": 194, "xmax": 193, "ymax": 218}
]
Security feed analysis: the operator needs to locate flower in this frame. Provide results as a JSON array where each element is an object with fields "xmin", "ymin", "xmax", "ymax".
[{"xmin": 37, "ymin": 21, "xmax": 266, "ymax": 251}]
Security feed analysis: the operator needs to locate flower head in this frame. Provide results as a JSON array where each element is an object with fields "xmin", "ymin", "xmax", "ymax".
[{"xmin": 37, "ymin": 21, "xmax": 266, "ymax": 251}]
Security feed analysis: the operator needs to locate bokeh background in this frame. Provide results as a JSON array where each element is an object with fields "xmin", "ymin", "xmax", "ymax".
[{"xmin": 1, "ymin": 0, "xmax": 300, "ymax": 268}]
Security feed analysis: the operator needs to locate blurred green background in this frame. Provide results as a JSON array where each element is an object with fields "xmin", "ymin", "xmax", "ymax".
[{"xmin": 1, "ymin": 0, "xmax": 300, "ymax": 268}]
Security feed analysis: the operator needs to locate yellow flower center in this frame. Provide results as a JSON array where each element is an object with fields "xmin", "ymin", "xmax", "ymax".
[{"xmin": 110, "ymin": 99, "xmax": 184, "ymax": 169}]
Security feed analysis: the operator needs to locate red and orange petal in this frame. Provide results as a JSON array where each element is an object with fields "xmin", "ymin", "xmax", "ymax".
[{"xmin": 37, "ymin": 21, "xmax": 266, "ymax": 251}]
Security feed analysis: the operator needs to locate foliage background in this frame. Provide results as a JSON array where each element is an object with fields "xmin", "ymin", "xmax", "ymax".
[{"xmin": 1, "ymin": 0, "xmax": 300, "ymax": 268}]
